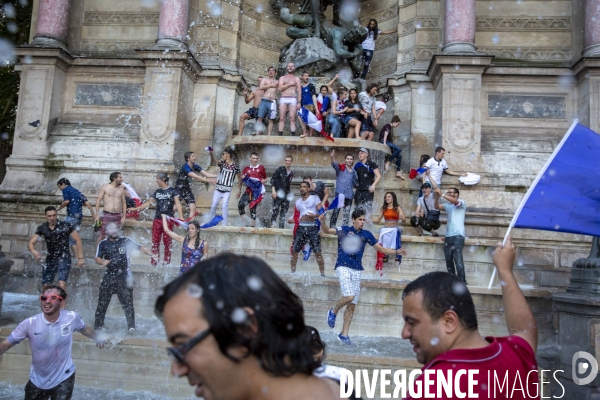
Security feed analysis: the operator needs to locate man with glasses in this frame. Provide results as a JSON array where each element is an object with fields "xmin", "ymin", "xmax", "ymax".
[
  {"xmin": 154, "ymin": 253, "xmax": 335, "ymax": 399},
  {"xmin": 434, "ymin": 187, "xmax": 468, "ymax": 284},
  {"xmin": 0, "ymin": 285, "xmax": 106, "ymax": 399}
]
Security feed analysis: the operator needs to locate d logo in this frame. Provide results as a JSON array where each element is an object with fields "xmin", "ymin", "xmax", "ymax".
[{"xmin": 572, "ymin": 351, "xmax": 599, "ymax": 385}]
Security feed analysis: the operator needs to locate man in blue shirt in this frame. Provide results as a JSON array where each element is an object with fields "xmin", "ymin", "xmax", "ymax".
[
  {"xmin": 434, "ymin": 187, "xmax": 468, "ymax": 284},
  {"xmin": 320, "ymin": 209, "xmax": 406, "ymax": 346},
  {"xmin": 57, "ymin": 178, "xmax": 95, "ymax": 253}
]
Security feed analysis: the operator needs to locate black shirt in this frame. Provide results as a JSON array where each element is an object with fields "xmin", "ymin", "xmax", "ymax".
[
  {"xmin": 176, "ymin": 163, "xmax": 203, "ymax": 190},
  {"xmin": 34, "ymin": 221, "xmax": 74, "ymax": 261},
  {"xmin": 344, "ymin": 100, "xmax": 363, "ymax": 117},
  {"xmin": 152, "ymin": 187, "xmax": 179, "ymax": 219},
  {"xmin": 355, "ymin": 160, "xmax": 379, "ymax": 191},
  {"xmin": 96, "ymin": 237, "xmax": 141, "ymax": 275},
  {"xmin": 310, "ymin": 181, "xmax": 326, "ymax": 201},
  {"xmin": 271, "ymin": 166, "xmax": 294, "ymax": 194},
  {"xmin": 378, "ymin": 123, "xmax": 393, "ymax": 144}
]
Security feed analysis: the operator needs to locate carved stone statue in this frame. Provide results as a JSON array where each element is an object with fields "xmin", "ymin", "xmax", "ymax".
[{"xmin": 271, "ymin": 0, "xmax": 367, "ymax": 76}]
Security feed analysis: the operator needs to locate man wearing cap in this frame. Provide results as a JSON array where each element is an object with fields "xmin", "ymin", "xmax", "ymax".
[
  {"xmin": 354, "ymin": 148, "xmax": 381, "ymax": 215},
  {"xmin": 410, "ymin": 182, "xmax": 440, "ymax": 237}
]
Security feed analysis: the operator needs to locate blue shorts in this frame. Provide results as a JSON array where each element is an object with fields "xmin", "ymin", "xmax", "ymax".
[
  {"xmin": 341, "ymin": 115, "xmax": 358, "ymax": 125},
  {"xmin": 361, "ymin": 116, "xmax": 374, "ymax": 132},
  {"xmin": 64, "ymin": 215, "xmax": 82, "ymax": 246},
  {"xmin": 42, "ymin": 258, "xmax": 72, "ymax": 284},
  {"xmin": 257, "ymin": 99, "xmax": 274, "ymax": 120},
  {"xmin": 244, "ymin": 107, "xmax": 259, "ymax": 119}
]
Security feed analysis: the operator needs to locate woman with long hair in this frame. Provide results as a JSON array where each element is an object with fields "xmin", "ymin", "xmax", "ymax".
[
  {"xmin": 342, "ymin": 89, "xmax": 365, "ymax": 138},
  {"xmin": 329, "ymin": 87, "xmax": 347, "ymax": 138},
  {"xmin": 162, "ymin": 215, "xmax": 208, "ymax": 275},
  {"xmin": 373, "ymin": 191, "xmax": 405, "ymax": 273},
  {"xmin": 359, "ymin": 19, "xmax": 397, "ymax": 79}
]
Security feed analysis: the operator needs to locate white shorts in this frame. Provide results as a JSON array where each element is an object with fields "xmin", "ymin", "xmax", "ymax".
[
  {"xmin": 336, "ymin": 266, "xmax": 362, "ymax": 304},
  {"xmin": 270, "ymin": 100, "xmax": 277, "ymax": 119},
  {"xmin": 279, "ymin": 97, "xmax": 297, "ymax": 106}
]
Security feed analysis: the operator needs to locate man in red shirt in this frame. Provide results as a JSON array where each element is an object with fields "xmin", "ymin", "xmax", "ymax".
[
  {"xmin": 238, "ymin": 152, "xmax": 267, "ymax": 227},
  {"xmin": 402, "ymin": 236, "xmax": 539, "ymax": 399}
]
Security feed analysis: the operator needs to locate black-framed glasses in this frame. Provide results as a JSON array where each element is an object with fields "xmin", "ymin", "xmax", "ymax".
[{"xmin": 166, "ymin": 328, "xmax": 211, "ymax": 365}]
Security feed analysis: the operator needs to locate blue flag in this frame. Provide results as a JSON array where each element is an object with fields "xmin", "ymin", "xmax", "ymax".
[{"xmin": 511, "ymin": 122, "xmax": 600, "ymax": 236}]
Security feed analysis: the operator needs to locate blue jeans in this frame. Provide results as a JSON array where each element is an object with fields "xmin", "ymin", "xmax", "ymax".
[
  {"xmin": 360, "ymin": 49, "xmax": 374, "ymax": 79},
  {"xmin": 328, "ymin": 114, "xmax": 342, "ymax": 138},
  {"xmin": 64, "ymin": 215, "xmax": 82, "ymax": 246},
  {"xmin": 42, "ymin": 257, "xmax": 72, "ymax": 284},
  {"xmin": 386, "ymin": 142, "xmax": 402, "ymax": 170}
]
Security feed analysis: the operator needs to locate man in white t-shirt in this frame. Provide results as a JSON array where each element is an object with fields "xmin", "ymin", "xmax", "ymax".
[
  {"xmin": 0, "ymin": 286, "xmax": 106, "ymax": 399},
  {"xmin": 423, "ymin": 147, "xmax": 466, "ymax": 187},
  {"xmin": 288, "ymin": 181, "xmax": 325, "ymax": 276}
]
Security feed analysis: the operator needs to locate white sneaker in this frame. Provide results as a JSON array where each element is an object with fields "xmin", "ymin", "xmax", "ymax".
[{"xmin": 128, "ymin": 328, "xmax": 136, "ymax": 334}]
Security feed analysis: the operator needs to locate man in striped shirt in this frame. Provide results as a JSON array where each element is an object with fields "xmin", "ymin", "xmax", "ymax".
[{"xmin": 209, "ymin": 147, "xmax": 241, "ymax": 226}]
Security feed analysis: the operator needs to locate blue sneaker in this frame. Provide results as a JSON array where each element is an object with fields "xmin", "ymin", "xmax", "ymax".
[
  {"xmin": 338, "ymin": 333, "xmax": 352, "ymax": 346},
  {"xmin": 327, "ymin": 308, "xmax": 337, "ymax": 328}
]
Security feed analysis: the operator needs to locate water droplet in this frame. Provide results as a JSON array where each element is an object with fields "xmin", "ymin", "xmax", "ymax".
[
  {"xmin": 452, "ymin": 281, "xmax": 467, "ymax": 295},
  {"xmin": 187, "ymin": 283, "xmax": 203, "ymax": 298},
  {"xmin": 247, "ymin": 276, "xmax": 263, "ymax": 291},
  {"xmin": 3, "ymin": 3, "xmax": 16, "ymax": 18},
  {"xmin": 492, "ymin": 35, "xmax": 500, "ymax": 45},
  {"xmin": 430, "ymin": 337, "xmax": 439, "ymax": 346},
  {"xmin": 231, "ymin": 307, "xmax": 248, "ymax": 323},
  {"xmin": 554, "ymin": 224, "xmax": 560, "ymax": 230},
  {"xmin": 0, "ymin": 39, "xmax": 15, "ymax": 65},
  {"xmin": 216, "ymin": 300, "xmax": 224, "ymax": 309}
]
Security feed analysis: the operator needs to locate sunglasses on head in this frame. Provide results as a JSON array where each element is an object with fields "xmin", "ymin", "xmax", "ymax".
[{"xmin": 40, "ymin": 294, "xmax": 63, "ymax": 302}]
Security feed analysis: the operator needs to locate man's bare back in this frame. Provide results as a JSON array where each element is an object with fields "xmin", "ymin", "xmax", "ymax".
[{"xmin": 98, "ymin": 184, "xmax": 125, "ymax": 213}]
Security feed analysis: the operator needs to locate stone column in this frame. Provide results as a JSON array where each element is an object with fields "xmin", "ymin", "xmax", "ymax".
[
  {"xmin": 442, "ymin": 0, "xmax": 476, "ymax": 54},
  {"xmin": 30, "ymin": 0, "xmax": 71, "ymax": 48},
  {"xmin": 154, "ymin": 0, "xmax": 190, "ymax": 49},
  {"xmin": 583, "ymin": 0, "xmax": 600, "ymax": 57}
]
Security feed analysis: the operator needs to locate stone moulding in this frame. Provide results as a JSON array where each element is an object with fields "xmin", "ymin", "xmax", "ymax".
[
  {"xmin": 487, "ymin": 94, "xmax": 567, "ymax": 120},
  {"xmin": 238, "ymin": 56, "xmax": 275, "ymax": 77},
  {"xmin": 239, "ymin": 30, "xmax": 286, "ymax": 53},
  {"xmin": 83, "ymin": 12, "xmax": 159, "ymax": 25},
  {"xmin": 74, "ymin": 84, "xmax": 143, "ymax": 108},
  {"xmin": 375, "ymin": 34, "xmax": 398, "ymax": 50},
  {"xmin": 478, "ymin": 47, "xmax": 572, "ymax": 61},
  {"xmin": 359, "ymin": 5, "xmax": 399, "ymax": 25},
  {"xmin": 240, "ymin": 2, "xmax": 288, "ymax": 27},
  {"xmin": 475, "ymin": 17, "xmax": 571, "ymax": 30},
  {"xmin": 79, "ymin": 40, "xmax": 155, "ymax": 53},
  {"xmin": 401, "ymin": 17, "xmax": 439, "ymax": 36}
]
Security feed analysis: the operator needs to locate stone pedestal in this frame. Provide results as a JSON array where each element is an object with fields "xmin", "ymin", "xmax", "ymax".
[
  {"xmin": 30, "ymin": 0, "xmax": 71, "ymax": 49},
  {"xmin": 583, "ymin": 0, "xmax": 600, "ymax": 57},
  {"xmin": 154, "ymin": 0, "xmax": 190, "ymax": 50},
  {"xmin": 442, "ymin": 0, "xmax": 476, "ymax": 54},
  {"xmin": 427, "ymin": 55, "xmax": 493, "ymax": 171}
]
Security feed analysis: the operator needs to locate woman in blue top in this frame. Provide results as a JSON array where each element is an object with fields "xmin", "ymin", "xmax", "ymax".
[{"xmin": 162, "ymin": 215, "xmax": 208, "ymax": 274}]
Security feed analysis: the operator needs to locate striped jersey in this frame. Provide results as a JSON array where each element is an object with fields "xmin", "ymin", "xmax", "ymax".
[{"xmin": 216, "ymin": 160, "xmax": 240, "ymax": 192}]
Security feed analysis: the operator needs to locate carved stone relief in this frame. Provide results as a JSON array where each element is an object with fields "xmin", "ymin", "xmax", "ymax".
[
  {"xmin": 475, "ymin": 17, "xmax": 571, "ymax": 30},
  {"xmin": 488, "ymin": 95, "xmax": 567, "ymax": 119},
  {"xmin": 83, "ymin": 12, "xmax": 159, "ymax": 25}
]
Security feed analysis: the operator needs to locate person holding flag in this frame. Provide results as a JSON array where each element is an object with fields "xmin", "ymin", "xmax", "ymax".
[
  {"xmin": 373, "ymin": 192, "xmax": 405, "ymax": 273},
  {"xmin": 288, "ymin": 181, "xmax": 325, "ymax": 276},
  {"xmin": 161, "ymin": 215, "xmax": 208, "ymax": 275},
  {"xmin": 330, "ymin": 150, "xmax": 357, "ymax": 227},
  {"xmin": 299, "ymin": 72, "xmax": 319, "ymax": 138},
  {"xmin": 238, "ymin": 152, "xmax": 267, "ymax": 227}
]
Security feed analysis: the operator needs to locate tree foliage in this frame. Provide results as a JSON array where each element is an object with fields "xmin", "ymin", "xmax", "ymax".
[{"xmin": 0, "ymin": 0, "xmax": 33, "ymax": 152}]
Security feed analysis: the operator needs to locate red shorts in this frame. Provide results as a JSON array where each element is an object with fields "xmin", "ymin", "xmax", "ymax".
[{"xmin": 100, "ymin": 212, "xmax": 122, "ymax": 236}]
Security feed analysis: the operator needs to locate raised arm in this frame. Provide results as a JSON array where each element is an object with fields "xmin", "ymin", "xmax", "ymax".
[
  {"xmin": 380, "ymin": 28, "xmax": 397, "ymax": 35},
  {"xmin": 494, "ymin": 236, "xmax": 538, "ymax": 353},
  {"xmin": 162, "ymin": 215, "xmax": 185, "ymax": 244},
  {"xmin": 318, "ymin": 214, "xmax": 337, "ymax": 235},
  {"xmin": 243, "ymin": 88, "xmax": 254, "ymax": 104},
  {"xmin": 326, "ymin": 74, "xmax": 339, "ymax": 94},
  {"xmin": 433, "ymin": 188, "xmax": 444, "ymax": 211}
]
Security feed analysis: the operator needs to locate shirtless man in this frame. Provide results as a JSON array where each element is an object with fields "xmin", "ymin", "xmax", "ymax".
[
  {"xmin": 238, "ymin": 77, "xmax": 265, "ymax": 136},
  {"xmin": 95, "ymin": 172, "xmax": 126, "ymax": 243},
  {"xmin": 258, "ymin": 67, "xmax": 279, "ymax": 135},
  {"xmin": 277, "ymin": 62, "xmax": 301, "ymax": 136}
]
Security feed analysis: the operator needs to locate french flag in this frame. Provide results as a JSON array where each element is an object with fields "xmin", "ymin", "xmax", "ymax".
[
  {"xmin": 327, "ymin": 194, "xmax": 345, "ymax": 210},
  {"xmin": 409, "ymin": 167, "xmax": 427, "ymax": 180},
  {"xmin": 166, "ymin": 215, "xmax": 223, "ymax": 229},
  {"xmin": 242, "ymin": 176, "xmax": 265, "ymax": 208},
  {"xmin": 298, "ymin": 107, "xmax": 333, "ymax": 141}
]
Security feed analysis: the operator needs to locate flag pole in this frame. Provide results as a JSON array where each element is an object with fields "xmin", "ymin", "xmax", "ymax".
[{"xmin": 486, "ymin": 120, "xmax": 579, "ymax": 290}]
